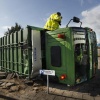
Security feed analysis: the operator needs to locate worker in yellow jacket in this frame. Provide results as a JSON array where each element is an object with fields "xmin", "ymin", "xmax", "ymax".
[{"xmin": 44, "ymin": 12, "xmax": 62, "ymax": 31}]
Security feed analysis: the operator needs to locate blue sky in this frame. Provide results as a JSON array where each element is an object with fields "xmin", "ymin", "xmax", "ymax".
[{"xmin": 0, "ymin": 0, "xmax": 100, "ymax": 42}]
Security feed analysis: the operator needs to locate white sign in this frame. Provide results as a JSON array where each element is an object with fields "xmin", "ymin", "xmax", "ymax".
[{"xmin": 40, "ymin": 70, "xmax": 55, "ymax": 76}]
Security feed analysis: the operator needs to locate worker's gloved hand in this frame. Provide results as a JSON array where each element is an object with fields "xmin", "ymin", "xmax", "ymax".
[{"xmin": 58, "ymin": 21, "xmax": 61, "ymax": 25}]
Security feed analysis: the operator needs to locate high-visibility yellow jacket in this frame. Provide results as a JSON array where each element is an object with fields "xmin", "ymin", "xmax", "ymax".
[{"xmin": 44, "ymin": 13, "xmax": 62, "ymax": 31}]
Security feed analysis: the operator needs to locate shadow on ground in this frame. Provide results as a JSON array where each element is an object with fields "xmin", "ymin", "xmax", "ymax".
[
  {"xmin": 46, "ymin": 69, "xmax": 100, "ymax": 97},
  {"xmin": 0, "ymin": 94, "xmax": 17, "ymax": 100}
]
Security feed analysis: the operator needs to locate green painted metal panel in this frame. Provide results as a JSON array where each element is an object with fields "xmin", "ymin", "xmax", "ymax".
[
  {"xmin": 7, "ymin": 46, "xmax": 10, "ymax": 71},
  {"xmin": 7, "ymin": 35, "xmax": 10, "ymax": 71},
  {"xmin": 89, "ymin": 35, "xmax": 93, "ymax": 78},
  {"xmin": 18, "ymin": 30, "xmax": 22, "ymax": 42},
  {"xmin": 1, "ymin": 37, "xmax": 3, "ymax": 68},
  {"xmin": 18, "ymin": 30, "xmax": 24, "ymax": 74},
  {"xmin": 1, "ymin": 37, "xmax": 4, "ymax": 70},
  {"xmin": 13, "ymin": 32, "xmax": 18, "ymax": 72},
  {"xmin": 0, "ymin": 38, "xmax": 1, "ymax": 66},
  {"xmin": 1, "ymin": 38, "xmax": 3, "ymax": 69},
  {"xmin": 21, "ymin": 28, "xmax": 29, "ymax": 75},
  {"xmin": 17, "ymin": 28, "xmax": 29, "ymax": 75},
  {"xmin": 10, "ymin": 33, "xmax": 14, "ymax": 71},
  {"xmin": 0, "ymin": 38, "xmax": 1, "ymax": 69},
  {"xmin": 0, "ymin": 25, "xmax": 98, "ymax": 82},
  {"xmin": 18, "ymin": 47, "xmax": 23, "ymax": 74},
  {"xmin": 4, "ymin": 36, "xmax": 7, "ymax": 71},
  {"xmin": 46, "ymin": 28, "xmax": 75, "ymax": 85},
  {"xmin": 27, "ymin": 27, "xmax": 32, "ymax": 77},
  {"xmin": 0, "ymin": 26, "xmax": 40, "ymax": 77},
  {"xmin": 85, "ymin": 28, "xmax": 95, "ymax": 79},
  {"xmin": 0, "ymin": 38, "xmax": 2, "ymax": 69},
  {"xmin": 10, "ymin": 33, "xmax": 13, "ymax": 44}
]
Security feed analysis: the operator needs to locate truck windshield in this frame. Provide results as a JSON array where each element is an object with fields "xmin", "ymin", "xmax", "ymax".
[
  {"xmin": 72, "ymin": 27, "xmax": 88, "ymax": 83},
  {"xmin": 72, "ymin": 27, "xmax": 86, "ymax": 45}
]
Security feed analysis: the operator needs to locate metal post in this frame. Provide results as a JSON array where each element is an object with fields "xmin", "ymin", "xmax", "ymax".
[{"xmin": 47, "ymin": 75, "xmax": 49, "ymax": 94}]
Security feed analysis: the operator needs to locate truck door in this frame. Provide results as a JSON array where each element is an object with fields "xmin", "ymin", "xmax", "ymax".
[
  {"xmin": 46, "ymin": 31, "xmax": 66, "ymax": 73},
  {"xmin": 85, "ymin": 28, "xmax": 98, "ymax": 79},
  {"xmin": 89, "ymin": 31, "xmax": 98, "ymax": 77}
]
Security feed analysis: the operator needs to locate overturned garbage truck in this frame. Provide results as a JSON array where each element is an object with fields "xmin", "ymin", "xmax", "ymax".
[{"xmin": 0, "ymin": 17, "xmax": 98, "ymax": 86}]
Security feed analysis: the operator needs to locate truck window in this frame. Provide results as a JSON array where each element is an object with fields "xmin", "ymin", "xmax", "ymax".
[{"xmin": 51, "ymin": 46, "xmax": 61, "ymax": 67}]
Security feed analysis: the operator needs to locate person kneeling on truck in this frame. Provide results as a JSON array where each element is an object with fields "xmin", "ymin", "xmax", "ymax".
[{"xmin": 44, "ymin": 12, "xmax": 62, "ymax": 31}]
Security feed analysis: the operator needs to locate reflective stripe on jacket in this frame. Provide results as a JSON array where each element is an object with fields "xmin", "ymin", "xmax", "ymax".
[{"xmin": 44, "ymin": 13, "xmax": 62, "ymax": 31}]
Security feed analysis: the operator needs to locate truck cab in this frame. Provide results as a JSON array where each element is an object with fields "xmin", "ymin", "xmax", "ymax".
[{"xmin": 45, "ymin": 17, "xmax": 98, "ymax": 86}]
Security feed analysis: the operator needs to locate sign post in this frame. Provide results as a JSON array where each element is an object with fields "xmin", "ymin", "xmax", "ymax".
[
  {"xmin": 47, "ymin": 75, "xmax": 49, "ymax": 94},
  {"xmin": 39, "ymin": 70, "xmax": 55, "ymax": 94}
]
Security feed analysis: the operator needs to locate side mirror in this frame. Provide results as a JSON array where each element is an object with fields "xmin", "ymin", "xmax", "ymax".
[
  {"xmin": 66, "ymin": 16, "xmax": 82, "ymax": 27},
  {"xmin": 73, "ymin": 17, "xmax": 80, "ymax": 23}
]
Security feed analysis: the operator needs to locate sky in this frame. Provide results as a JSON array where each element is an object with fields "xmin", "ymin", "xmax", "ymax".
[{"xmin": 0, "ymin": 0, "xmax": 100, "ymax": 42}]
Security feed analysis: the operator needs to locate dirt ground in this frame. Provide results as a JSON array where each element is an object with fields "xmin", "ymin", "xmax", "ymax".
[
  {"xmin": 0, "ymin": 76, "xmax": 47, "ymax": 100},
  {"xmin": 0, "ymin": 58, "xmax": 100, "ymax": 100}
]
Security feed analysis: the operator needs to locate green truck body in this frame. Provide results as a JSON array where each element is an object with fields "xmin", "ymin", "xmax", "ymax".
[
  {"xmin": 0, "ymin": 18, "xmax": 98, "ymax": 86},
  {"xmin": 45, "ymin": 27, "xmax": 98, "ymax": 85}
]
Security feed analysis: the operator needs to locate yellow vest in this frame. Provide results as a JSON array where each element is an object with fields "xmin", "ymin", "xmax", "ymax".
[{"xmin": 44, "ymin": 13, "xmax": 62, "ymax": 31}]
